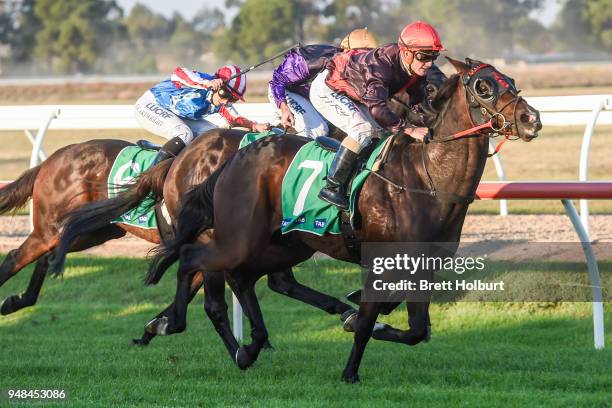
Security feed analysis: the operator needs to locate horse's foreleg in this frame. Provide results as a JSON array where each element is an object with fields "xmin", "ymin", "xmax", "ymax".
[
  {"xmin": 0, "ymin": 253, "xmax": 50, "ymax": 315},
  {"xmin": 341, "ymin": 302, "xmax": 381, "ymax": 383},
  {"xmin": 267, "ymin": 268, "xmax": 355, "ymax": 316},
  {"xmin": 370, "ymin": 301, "xmax": 431, "ymax": 345},
  {"xmin": 135, "ymin": 271, "xmax": 204, "ymax": 346}
]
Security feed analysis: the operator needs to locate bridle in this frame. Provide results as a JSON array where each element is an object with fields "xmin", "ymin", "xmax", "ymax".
[
  {"xmin": 429, "ymin": 63, "xmax": 523, "ymax": 151},
  {"xmin": 368, "ymin": 62, "xmax": 525, "ymax": 204}
]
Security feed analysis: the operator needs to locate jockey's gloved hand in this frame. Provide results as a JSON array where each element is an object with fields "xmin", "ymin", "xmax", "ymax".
[
  {"xmin": 252, "ymin": 122, "xmax": 272, "ymax": 132},
  {"xmin": 207, "ymin": 78, "xmax": 224, "ymax": 91},
  {"xmin": 404, "ymin": 126, "xmax": 430, "ymax": 142},
  {"xmin": 279, "ymin": 102, "xmax": 295, "ymax": 127}
]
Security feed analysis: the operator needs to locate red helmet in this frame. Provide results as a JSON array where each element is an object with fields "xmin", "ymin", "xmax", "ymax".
[
  {"xmin": 398, "ymin": 21, "xmax": 445, "ymax": 52},
  {"xmin": 215, "ymin": 65, "xmax": 247, "ymax": 101}
]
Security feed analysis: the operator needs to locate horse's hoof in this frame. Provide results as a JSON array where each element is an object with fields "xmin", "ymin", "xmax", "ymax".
[
  {"xmin": 341, "ymin": 309, "xmax": 358, "ymax": 332},
  {"xmin": 341, "ymin": 371, "xmax": 360, "ymax": 384},
  {"xmin": 131, "ymin": 338, "xmax": 149, "ymax": 347},
  {"xmin": 0, "ymin": 295, "xmax": 20, "ymax": 315},
  {"xmin": 145, "ymin": 316, "xmax": 168, "ymax": 336},
  {"xmin": 235, "ymin": 346, "xmax": 253, "ymax": 370},
  {"xmin": 371, "ymin": 322, "xmax": 391, "ymax": 337}
]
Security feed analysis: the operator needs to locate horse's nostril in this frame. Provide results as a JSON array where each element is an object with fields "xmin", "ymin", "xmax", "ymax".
[{"xmin": 520, "ymin": 112, "xmax": 537, "ymax": 123}]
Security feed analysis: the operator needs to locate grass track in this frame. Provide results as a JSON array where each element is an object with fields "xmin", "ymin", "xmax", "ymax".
[{"xmin": 0, "ymin": 256, "xmax": 610, "ymax": 406}]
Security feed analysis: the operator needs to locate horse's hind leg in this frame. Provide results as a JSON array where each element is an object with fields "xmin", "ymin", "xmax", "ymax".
[
  {"xmin": 202, "ymin": 271, "xmax": 240, "ymax": 358},
  {"xmin": 135, "ymin": 271, "xmax": 204, "ymax": 345},
  {"xmin": 0, "ymin": 234, "xmax": 53, "ymax": 288},
  {"xmin": 1, "ymin": 225, "xmax": 125, "ymax": 316},
  {"xmin": 146, "ymin": 244, "xmax": 205, "ymax": 336},
  {"xmin": 226, "ymin": 273, "xmax": 268, "ymax": 370},
  {"xmin": 153, "ymin": 236, "xmax": 257, "ymax": 335},
  {"xmin": 0, "ymin": 253, "xmax": 50, "ymax": 315}
]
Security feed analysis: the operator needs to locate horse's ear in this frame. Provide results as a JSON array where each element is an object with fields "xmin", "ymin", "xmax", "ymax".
[
  {"xmin": 465, "ymin": 57, "xmax": 485, "ymax": 67},
  {"xmin": 445, "ymin": 56, "xmax": 469, "ymax": 74}
]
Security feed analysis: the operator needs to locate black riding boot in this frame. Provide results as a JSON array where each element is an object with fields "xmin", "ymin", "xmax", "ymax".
[
  {"xmin": 152, "ymin": 136, "xmax": 186, "ymax": 166},
  {"xmin": 318, "ymin": 145, "xmax": 360, "ymax": 210}
]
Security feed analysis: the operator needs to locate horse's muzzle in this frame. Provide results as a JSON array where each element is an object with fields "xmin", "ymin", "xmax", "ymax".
[{"xmin": 519, "ymin": 107, "xmax": 542, "ymax": 140}]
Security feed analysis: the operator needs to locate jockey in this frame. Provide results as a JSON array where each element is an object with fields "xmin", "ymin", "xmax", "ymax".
[
  {"xmin": 310, "ymin": 21, "xmax": 445, "ymax": 209},
  {"xmin": 268, "ymin": 28, "xmax": 379, "ymax": 138},
  {"xmin": 135, "ymin": 65, "xmax": 271, "ymax": 164}
]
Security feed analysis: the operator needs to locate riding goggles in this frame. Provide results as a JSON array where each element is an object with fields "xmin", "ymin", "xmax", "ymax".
[
  {"xmin": 414, "ymin": 51, "xmax": 439, "ymax": 63},
  {"xmin": 217, "ymin": 86, "xmax": 238, "ymax": 102}
]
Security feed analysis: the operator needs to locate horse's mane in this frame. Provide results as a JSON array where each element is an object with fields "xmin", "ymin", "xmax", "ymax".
[
  {"xmin": 428, "ymin": 74, "xmax": 460, "ymax": 130},
  {"xmin": 431, "ymin": 74, "xmax": 460, "ymax": 112}
]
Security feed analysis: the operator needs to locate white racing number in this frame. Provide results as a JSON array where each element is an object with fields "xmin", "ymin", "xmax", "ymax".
[
  {"xmin": 112, "ymin": 162, "xmax": 140, "ymax": 196},
  {"xmin": 293, "ymin": 160, "xmax": 324, "ymax": 216}
]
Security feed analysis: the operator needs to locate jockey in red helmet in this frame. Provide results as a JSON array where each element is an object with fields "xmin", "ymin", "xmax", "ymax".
[
  {"xmin": 135, "ymin": 64, "xmax": 270, "ymax": 165},
  {"xmin": 310, "ymin": 21, "xmax": 445, "ymax": 209}
]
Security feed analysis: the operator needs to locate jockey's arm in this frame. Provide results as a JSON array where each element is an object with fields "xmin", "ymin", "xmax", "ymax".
[
  {"xmin": 363, "ymin": 78, "xmax": 408, "ymax": 133},
  {"xmin": 269, "ymin": 52, "xmax": 309, "ymax": 108},
  {"xmin": 364, "ymin": 77, "xmax": 427, "ymax": 141},
  {"xmin": 171, "ymin": 67, "xmax": 222, "ymax": 90},
  {"xmin": 219, "ymin": 105, "xmax": 270, "ymax": 132}
]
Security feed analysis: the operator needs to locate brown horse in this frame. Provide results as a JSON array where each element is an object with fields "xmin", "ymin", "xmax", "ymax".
[
  {"xmin": 44, "ymin": 83, "xmax": 441, "ymax": 347},
  {"xmin": 1, "ymin": 130, "xmax": 357, "ymax": 352},
  {"xmin": 144, "ymin": 58, "xmax": 542, "ymax": 382}
]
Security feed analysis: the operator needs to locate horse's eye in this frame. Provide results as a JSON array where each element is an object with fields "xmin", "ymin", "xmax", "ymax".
[
  {"xmin": 474, "ymin": 78, "xmax": 494, "ymax": 99},
  {"xmin": 425, "ymin": 83, "xmax": 439, "ymax": 98}
]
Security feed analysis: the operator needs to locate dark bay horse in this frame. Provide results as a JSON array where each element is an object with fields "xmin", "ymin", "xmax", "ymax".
[
  {"xmin": 1, "ymin": 131, "xmax": 355, "ymax": 351},
  {"xmin": 145, "ymin": 58, "xmax": 542, "ymax": 382},
  {"xmin": 45, "ymin": 86, "xmax": 439, "ymax": 346}
]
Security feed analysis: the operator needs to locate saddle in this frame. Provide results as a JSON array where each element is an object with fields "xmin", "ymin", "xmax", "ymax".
[
  {"xmin": 136, "ymin": 140, "xmax": 161, "ymax": 151},
  {"xmin": 314, "ymin": 136, "xmax": 341, "ymax": 152}
]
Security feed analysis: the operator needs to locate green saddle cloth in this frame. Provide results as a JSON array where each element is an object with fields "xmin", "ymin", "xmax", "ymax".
[
  {"xmin": 108, "ymin": 146, "xmax": 157, "ymax": 229},
  {"xmin": 106, "ymin": 132, "xmax": 281, "ymax": 230},
  {"xmin": 238, "ymin": 129, "xmax": 284, "ymax": 149},
  {"xmin": 238, "ymin": 131, "xmax": 390, "ymax": 236},
  {"xmin": 279, "ymin": 138, "xmax": 389, "ymax": 236}
]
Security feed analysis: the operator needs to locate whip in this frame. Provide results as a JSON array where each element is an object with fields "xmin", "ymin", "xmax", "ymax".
[{"xmin": 223, "ymin": 43, "xmax": 301, "ymax": 84}]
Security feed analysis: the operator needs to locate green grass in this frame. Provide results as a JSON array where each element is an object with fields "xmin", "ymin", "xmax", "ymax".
[{"xmin": 0, "ymin": 256, "xmax": 610, "ymax": 407}]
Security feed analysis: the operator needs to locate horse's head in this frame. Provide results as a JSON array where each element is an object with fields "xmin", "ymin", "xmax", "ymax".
[{"xmin": 445, "ymin": 57, "xmax": 541, "ymax": 141}]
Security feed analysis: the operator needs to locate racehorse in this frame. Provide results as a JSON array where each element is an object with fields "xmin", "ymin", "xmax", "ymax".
[
  {"xmin": 0, "ymin": 130, "xmax": 358, "ymax": 351},
  {"xmin": 144, "ymin": 58, "xmax": 542, "ymax": 382},
  {"xmin": 44, "ymin": 84, "xmax": 440, "ymax": 346}
]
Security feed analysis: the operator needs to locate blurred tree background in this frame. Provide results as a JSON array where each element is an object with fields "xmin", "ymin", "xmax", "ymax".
[{"xmin": 0, "ymin": 0, "xmax": 610, "ymax": 75}]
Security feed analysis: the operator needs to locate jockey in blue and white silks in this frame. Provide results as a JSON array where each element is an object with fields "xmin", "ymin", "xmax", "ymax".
[{"xmin": 135, "ymin": 65, "xmax": 270, "ymax": 164}]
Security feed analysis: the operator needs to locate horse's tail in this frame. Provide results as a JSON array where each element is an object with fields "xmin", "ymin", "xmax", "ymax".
[
  {"xmin": 145, "ymin": 160, "xmax": 226, "ymax": 286},
  {"xmin": 49, "ymin": 159, "xmax": 173, "ymax": 276},
  {"xmin": 0, "ymin": 166, "xmax": 41, "ymax": 215}
]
